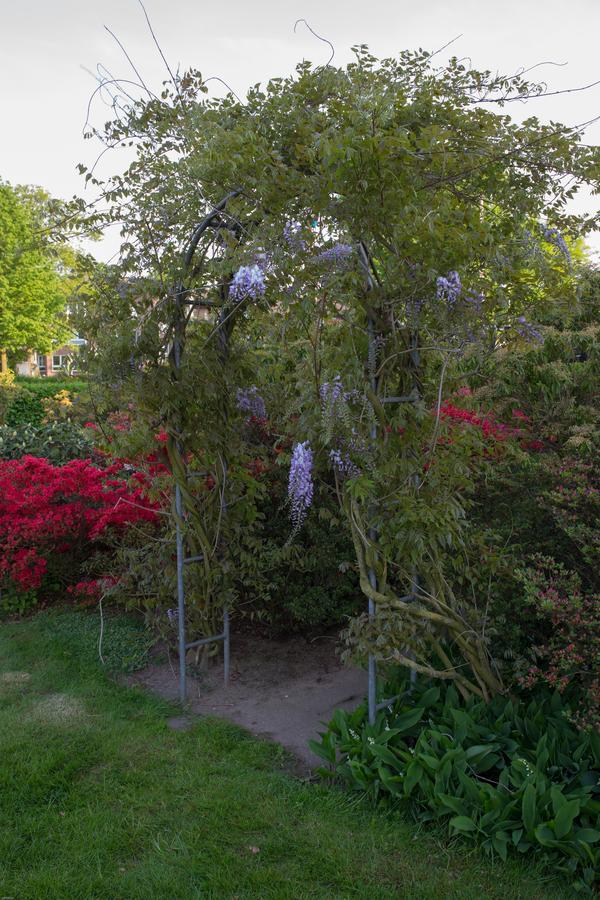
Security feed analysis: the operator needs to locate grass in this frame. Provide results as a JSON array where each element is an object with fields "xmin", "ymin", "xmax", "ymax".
[{"xmin": 0, "ymin": 610, "xmax": 572, "ymax": 899}]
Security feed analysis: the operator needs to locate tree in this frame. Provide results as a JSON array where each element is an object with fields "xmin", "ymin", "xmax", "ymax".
[{"xmin": 0, "ymin": 181, "xmax": 72, "ymax": 355}]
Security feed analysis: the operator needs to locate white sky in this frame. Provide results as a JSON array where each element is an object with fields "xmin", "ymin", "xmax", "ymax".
[{"xmin": 1, "ymin": 0, "xmax": 600, "ymax": 260}]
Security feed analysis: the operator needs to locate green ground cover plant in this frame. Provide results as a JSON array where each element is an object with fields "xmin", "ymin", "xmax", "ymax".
[{"xmin": 311, "ymin": 677, "xmax": 600, "ymax": 891}]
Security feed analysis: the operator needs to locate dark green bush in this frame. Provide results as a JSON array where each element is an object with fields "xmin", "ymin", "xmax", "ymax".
[
  {"xmin": 5, "ymin": 390, "xmax": 45, "ymax": 426},
  {"xmin": 13, "ymin": 377, "xmax": 88, "ymax": 398},
  {"xmin": 236, "ymin": 465, "xmax": 361, "ymax": 634},
  {"xmin": 0, "ymin": 422, "xmax": 94, "ymax": 464},
  {"xmin": 0, "ymin": 584, "xmax": 38, "ymax": 617},
  {"xmin": 312, "ymin": 677, "xmax": 600, "ymax": 890}
]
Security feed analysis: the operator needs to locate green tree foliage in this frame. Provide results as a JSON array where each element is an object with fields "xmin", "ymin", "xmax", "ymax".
[{"xmin": 0, "ymin": 181, "xmax": 79, "ymax": 354}]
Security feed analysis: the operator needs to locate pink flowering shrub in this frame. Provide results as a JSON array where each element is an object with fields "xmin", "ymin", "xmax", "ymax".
[{"xmin": 517, "ymin": 556, "xmax": 600, "ymax": 732}]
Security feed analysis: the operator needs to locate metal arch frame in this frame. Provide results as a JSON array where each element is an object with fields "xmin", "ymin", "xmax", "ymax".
[
  {"xmin": 358, "ymin": 241, "xmax": 418, "ymax": 726},
  {"xmin": 172, "ymin": 190, "xmax": 241, "ymax": 705},
  {"xmin": 172, "ymin": 212, "xmax": 420, "ymax": 713}
]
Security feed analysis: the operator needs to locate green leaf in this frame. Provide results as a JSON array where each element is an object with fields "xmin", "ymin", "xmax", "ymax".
[
  {"xmin": 308, "ymin": 738, "xmax": 335, "ymax": 765},
  {"xmin": 534, "ymin": 824, "xmax": 559, "ymax": 848},
  {"xmin": 449, "ymin": 815, "xmax": 477, "ymax": 833},
  {"xmin": 437, "ymin": 794, "xmax": 467, "ymax": 815},
  {"xmin": 522, "ymin": 783, "xmax": 537, "ymax": 834},
  {"xmin": 554, "ymin": 799, "xmax": 580, "ymax": 840},
  {"xmin": 392, "ymin": 707, "xmax": 425, "ymax": 734},
  {"xmin": 403, "ymin": 761, "xmax": 423, "ymax": 795},
  {"xmin": 551, "ymin": 785, "xmax": 567, "ymax": 817},
  {"xmin": 492, "ymin": 832, "xmax": 508, "ymax": 861},
  {"xmin": 574, "ymin": 828, "xmax": 600, "ymax": 844}
]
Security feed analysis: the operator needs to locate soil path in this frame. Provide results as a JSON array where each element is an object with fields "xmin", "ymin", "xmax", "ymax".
[{"xmin": 126, "ymin": 633, "xmax": 366, "ymax": 772}]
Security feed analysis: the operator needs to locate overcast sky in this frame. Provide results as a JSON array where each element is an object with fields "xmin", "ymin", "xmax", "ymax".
[{"xmin": 1, "ymin": 0, "xmax": 600, "ymax": 259}]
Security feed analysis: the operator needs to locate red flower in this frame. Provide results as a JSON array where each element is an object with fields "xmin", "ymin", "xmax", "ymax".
[{"xmin": 0, "ymin": 456, "xmax": 160, "ymax": 592}]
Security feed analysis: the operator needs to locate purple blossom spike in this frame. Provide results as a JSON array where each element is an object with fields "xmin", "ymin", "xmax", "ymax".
[
  {"xmin": 254, "ymin": 252, "xmax": 273, "ymax": 273},
  {"xmin": 167, "ymin": 608, "xmax": 178, "ymax": 624},
  {"xmin": 436, "ymin": 270, "xmax": 462, "ymax": 306},
  {"xmin": 543, "ymin": 227, "xmax": 571, "ymax": 266},
  {"xmin": 329, "ymin": 448, "xmax": 360, "ymax": 478},
  {"xmin": 465, "ymin": 289, "xmax": 484, "ymax": 313},
  {"xmin": 288, "ymin": 441, "xmax": 314, "ymax": 527},
  {"xmin": 283, "ymin": 220, "xmax": 306, "ymax": 251},
  {"xmin": 315, "ymin": 242, "xmax": 354, "ymax": 268},
  {"xmin": 515, "ymin": 316, "xmax": 544, "ymax": 343},
  {"xmin": 229, "ymin": 264, "xmax": 266, "ymax": 302},
  {"xmin": 320, "ymin": 375, "xmax": 345, "ymax": 406},
  {"xmin": 236, "ymin": 386, "xmax": 267, "ymax": 420}
]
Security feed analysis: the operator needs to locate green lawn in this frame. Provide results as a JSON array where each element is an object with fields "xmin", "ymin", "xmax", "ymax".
[{"xmin": 0, "ymin": 611, "xmax": 571, "ymax": 899}]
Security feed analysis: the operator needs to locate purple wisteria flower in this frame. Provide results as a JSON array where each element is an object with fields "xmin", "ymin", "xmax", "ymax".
[
  {"xmin": 436, "ymin": 270, "xmax": 462, "ymax": 306},
  {"xmin": 543, "ymin": 227, "xmax": 571, "ymax": 266},
  {"xmin": 320, "ymin": 375, "xmax": 360, "ymax": 407},
  {"xmin": 320, "ymin": 375, "xmax": 346, "ymax": 406},
  {"xmin": 465, "ymin": 289, "xmax": 484, "ymax": 313},
  {"xmin": 236, "ymin": 386, "xmax": 267, "ymax": 420},
  {"xmin": 329, "ymin": 448, "xmax": 360, "ymax": 478},
  {"xmin": 283, "ymin": 220, "xmax": 306, "ymax": 251},
  {"xmin": 315, "ymin": 242, "xmax": 354, "ymax": 268},
  {"xmin": 254, "ymin": 251, "xmax": 273, "ymax": 273},
  {"xmin": 167, "ymin": 608, "xmax": 178, "ymax": 624},
  {"xmin": 229, "ymin": 264, "xmax": 266, "ymax": 302},
  {"xmin": 515, "ymin": 316, "xmax": 544, "ymax": 343},
  {"xmin": 288, "ymin": 441, "xmax": 314, "ymax": 527}
]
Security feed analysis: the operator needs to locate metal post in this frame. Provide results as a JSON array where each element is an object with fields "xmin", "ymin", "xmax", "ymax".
[
  {"xmin": 170, "ymin": 193, "xmax": 242, "ymax": 706},
  {"xmin": 223, "ymin": 606, "xmax": 230, "ymax": 685},
  {"xmin": 408, "ymin": 330, "xmax": 421, "ymax": 688},
  {"xmin": 175, "ymin": 482, "xmax": 187, "ymax": 704},
  {"xmin": 360, "ymin": 241, "xmax": 379, "ymax": 727}
]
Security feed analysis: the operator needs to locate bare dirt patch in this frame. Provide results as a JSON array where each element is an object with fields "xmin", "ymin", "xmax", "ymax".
[
  {"xmin": 0, "ymin": 670, "xmax": 31, "ymax": 685},
  {"xmin": 30, "ymin": 693, "xmax": 87, "ymax": 726},
  {"xmin": 126, "ymin": 632, "xmax": 366, "ymax": 772}
]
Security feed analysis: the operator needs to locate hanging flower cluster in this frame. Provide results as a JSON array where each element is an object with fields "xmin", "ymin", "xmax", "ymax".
[
  {"xmin": 320, "ymin": 376, "xmax": 363, "ymax": 479},
  {"xmin": 329, "ymin": 448, "xmax": 360, "ymax": 478},
  {"xmin": 515, "ymin": 316, "xmax": 543, "ymax": 343},
  {"xmin": 229, "ymin": 264, "xmax": 266, "ymax": 302},
  {"xmin": 236, "ymin": 386, "xmax": 267, "ymax": 421},
  {"xmin": 287, "ymin": 441, "xmax": 314, "ymax": 527},
  {"xmin": 315, "ymin": 242, "xmax": 354, "ymax": 267},
  {"xmin": 436, "ymin": 270, "xmax": 462, "ymax": 306},
  {"xmin": 320, "ymin": 375, "xmax": 346, "ymax": 407},
  {"xmin": 283, "ymin": 220, "xmax": 306, "ymax": 251},
  {"xmin": 543, "ymin": 226, "xmax": 571, "ymax": 266}
]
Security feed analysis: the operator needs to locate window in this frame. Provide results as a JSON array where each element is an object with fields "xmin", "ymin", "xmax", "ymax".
[
  {"xmin": 52, "ymin": 355, "xmax": 66, "ymax": 370},
  {"xmin": 37, "ymin": 354, "xmax": 47, "ymax": 373}
]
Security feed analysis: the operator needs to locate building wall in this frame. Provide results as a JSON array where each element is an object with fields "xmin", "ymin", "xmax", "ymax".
[{"xmin": 14, "ymin": 346, "xmax": 77, "ymax": 377}]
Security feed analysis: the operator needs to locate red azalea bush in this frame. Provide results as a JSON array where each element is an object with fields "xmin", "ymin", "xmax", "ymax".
[
  {"xmin": 0, "ymin": 455, "xmax": 160, "ymax": 610},
  {"xmin": 439, "ymin": 398, "xmax": 544, "ymax": 451}
]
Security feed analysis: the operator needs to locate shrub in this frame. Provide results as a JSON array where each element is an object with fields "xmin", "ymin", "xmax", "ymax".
[
  {"xmin": 5, "ymin": 390, "xmax": 45, "ymax": 426},
  {"xmin": 0, "ymin": 422, "xmax": 94, "ymax": 464},
  {"xmin": 0, "ymin": 456, "xmax": 160, "ymax": 611},
  {"xmin": 311, "ymin": 677, "xmax": 600, "ymax": 890},
  {"xmin": 233, "ymin": 435, "xmax": 361, "ymax": 635},
  {"xmin": 13, "ymin": 377, "xmax": 88, "ymax": 397},
  {"xmin": 516, "ymin": 557, "xmax": 600, "ymax": 733},
  {"xmin": 0, "ymin": 385, "xmax": 17, "ymax": 425},
  {"xmin": 8, "ymin": 380, "xmax": 92, "ymax": 427}
]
